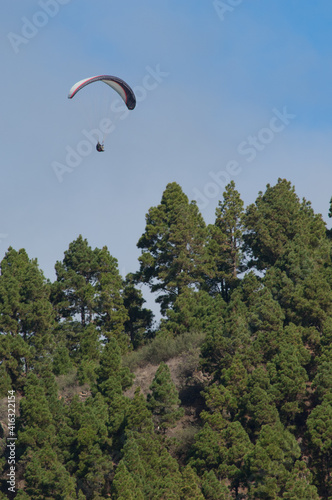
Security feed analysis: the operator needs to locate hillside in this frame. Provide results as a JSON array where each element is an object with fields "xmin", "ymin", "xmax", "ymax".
[{"xmin": 0, "ymin": 179, "xmax": 332, "ymax": 499}]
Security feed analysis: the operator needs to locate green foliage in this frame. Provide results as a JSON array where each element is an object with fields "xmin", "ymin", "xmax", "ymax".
[
  {"xmin": 23, "ymin": 445, "xmax": 76, "ymax": 499},
  {"xmin": 53, "ymin": 235, "xmax": 129, "ymax": 349},
  {"xmin": 243, "ymin": 178, "xmax": 327, "ymax": 271},
  {"xmin": 96, "ymin": 337, "xmax": 134, "ymax": 395},
  {"xmin": 248, "ymin": 284, "xmax": 285, "ymax": 361},
  {"xmin": 147, "ymin": 362, "xmax": 184, "ymax": 431},
  {"xmin": 93, "ymin": 337, "xmax": 134, "ymax": 441},
  {"xmin": 76, "ymin": 324, "xmax": 101, "ymax": 384},
  {"xmin": 18, "ymin": 373, "xmax": 56, "ymax": 449},
  {"xmin": 201, "ymin": 470, "xmax": 232, "ymax": 499},
  {"xmin": 63, "ymin": 392, "xmax": 113, "ymax": 496},
  {"xmin": 125, "ymin": 388, "xmax": 153, "ymax": 433},
  {"xmin": 120, "ymin": 432, "xmax": 146, "ymax": 491},
  {"xmin": 245, "ymin": 383, "xmax": 279, "ymax": 433},
  {"xmin": 190, "ymin": 411, "xmax": 253, "ymax": 494},
  {"xmin": 0, "ymin": 363, "xmax": 11, "ymax": 396},
  {"xmin": 282, "ymin": 461, "xmax": 319, "ymax": 499},
  {"xmin": 123, "ymin": 330, "xmax": 205, "ymax": 370},
  {"xmin": 312, "ymin": 352, "xmax": 332, "ymax": 403},
  {"xmin": 267, "ymin": 345, "xmax": 308, "ymax": 423},
  {"xmin": 136, "ymin": 182, "xmax": 211, "ymax": 314},
  {"xmin": 161, "ymin": 288, "xmax": 225, "ymax": 336},
  {"xmin": 206, "ymin": 181, "xmax": 244, "ymax": 301},
  {"xmin": 190, "ymin": 422, "xmax": 223, "ymax": 472},
  {"xmin": 117, "ymin": 429, "xmax": 183, "ymax": 500},
  {"xmin": 112, "ymin": 460, "xmax": 144, "ymax": 500},
  {"xmin": 246, "ymin": 422, "xmax": 301, "ymax": 499},
  {"xmin": 14, "ymin": 372, "xmax": 78, "ymax": 499},
  {"xmin": 12, "ymin": 492, "xmax": 31, "ymax": 500},
  {"xmin": 0, "ymin": 334, "xmax": 29, "ymax": 395},
  {"xmin": 122, "ymin": 275, "xmax": 154, "ymax": 348},
  {"xmin": 4, "ymin": 179, "xmax": 332, "ymax": 499},
  {"xmin": 77, "ymin": 358, "xmax": 99, "ymax": 385},
  {"xmin": 307, "ymin": 400, "xmax": 332, "ymax": 497},
  {"xmin": 180, "ymin": 465, "xmax": 204, "ymax": 499},
  {"xmin": 52, "ymin": 343, "xmax": 73, "ymax": 375},
  {"xmin": 0, "ymin": 247, "xmax": 54, "ymax": 389}
]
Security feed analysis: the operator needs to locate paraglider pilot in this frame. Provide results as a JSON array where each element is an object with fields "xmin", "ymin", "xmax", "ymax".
[{"xmin": 96, "ymin": 142, "xmax": 104, "ymax": 152}]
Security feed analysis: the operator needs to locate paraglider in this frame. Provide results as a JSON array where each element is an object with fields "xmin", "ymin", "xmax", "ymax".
[{"xmin": 68, "ymin": 75, "xmax": 136, "ymax": 151}]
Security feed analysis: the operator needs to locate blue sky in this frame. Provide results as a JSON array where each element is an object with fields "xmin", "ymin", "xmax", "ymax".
[{"xmin": 2, "ymin": 1, "xmax": 332, "ymax": 316}]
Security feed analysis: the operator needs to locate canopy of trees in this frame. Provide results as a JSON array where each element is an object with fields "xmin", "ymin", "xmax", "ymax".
[{"xmin": 1, "ymin": 178, "xmax": 331, "ymax": 499}]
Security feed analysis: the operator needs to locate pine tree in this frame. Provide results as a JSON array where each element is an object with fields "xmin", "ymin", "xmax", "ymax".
[
  {"xmin": 245, "ymin": 384, "xmax": 279, "ymax": 433},
  {"xmin": 243, "ymin": 178, "xmax": 327, "ymax": 271},
  {"xmin": 147, "ymin": 362, "xmax": 184, "ymax": 432},
  {"xmin": 218, "ymin": 421, "xmax": 253, "ymax": 495},
  {"xmin": 18, "ymin": 373, "xmax": 56, "ymax": 449},
  {"xmin": 121, "ymin": 426, "xmax": 183, "ymax": 499},
  {"xmin": 282, "ymin": 461, "xmax": 320, "ymax": 500},
  {"xmin": 93, "ymin": 245, "xmax": 129, "ymax": 341},
  {"xmin": 0, "ymin": 247, "xmax": 54, "ymax": 386},
  {"xmin": 246, "ymin": 421, "xmax": 301, "ymax": 499},
  {"xmin": 96, "ymin": 338, "xmax": 133, "ymax": 396},
  {"xmin": 161, "ymin": 288, "xmax": 225, "ymax": 336},
  {"xmin": 180, "ymin": 465, "xmax": 204, "ymax": 499},
  {"xmin": 16, "ymin": 373, "xmax": 76, "ymax": 499},
  {"xmin": 95, "ymin": 338, "xmax": 133, "ymax": 435},
  {"xmin": 267, "ymin": 344, "xmax": 308, "ymax": 424},
  {"xmin": 136, "ymin": 182, "xmax": 211, "ymax": 314},
  {"xmin": 200, "ymin": 274, "xmax": 256, "ymax": 379},
  {"xmin": 190, "ymin": 392, "xmax": 252, "ymax": 496},
  {"xmin": 244, "ymin": 366, "xmax": 279, "ymax": 434},
  {"xmin": 264, "ymin": 246, "xmax": 332, "ymax": 332},
  {"xmin": 306, "ymin": 400, "xmax": 332, "ymax": 498},
  {"xmin": 189, "ymin": 422, "xmax": 223, "ymax": 473},
  {"xmin": 72, "ymin": 323, "xmax": 102, "ymax": 384},
  {"xmin": 53, "ymin": 236, "xmax": 129, "ymax": 348},
  {"xmin": 64, "ymin": 392, "xmax": 113, "ymax": 497},
  {"xmin": 154, "ymin": 448, "xmax": 183, "ymax": 499},
  {"xmin": 207, "ymin": 181, "xmax": 244, "ymax": 301},
  {"xmin": 0, "ymin": 334, "xmax": 29, "ymax": 395},
  {"xmin": 23, "ymin": 445, "xmax": 76, "ymax": 500},
  {"xmin": 125, "ymin": 387, "xmax": 153, "ymax": 433},
  {"xmin": 52, "ymin": 344, "xmax": 73, "ymax": 376},
  {"xmin": 312, "ymin": 350, "xmax": 332, "ymax": 403},
  {"xmin": 121, "ymin": 432, "xmax": 146, "ymax": 493},
  {"xmin": 112, "ymin": 461, "xmax": 144, "ymax": 500},
  {"xmin": 201, "ymin": 470, "xmax": 232, "ymax": 500},
  {"xmin": 53, "ymin": 235, "xmax": 98, "ymax": 325},
  {"xmin": 122, "ymin": 274, "xmax": 154, "ymax": 348},
  {"xmin": 247, "ymin": 283, "xmax": 285, "ymax": 362}
]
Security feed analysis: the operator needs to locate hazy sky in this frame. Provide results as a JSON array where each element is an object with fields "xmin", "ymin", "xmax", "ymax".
[{"xmin": 2, "ymin": 1, "xmax": 332, "ymax": 316}]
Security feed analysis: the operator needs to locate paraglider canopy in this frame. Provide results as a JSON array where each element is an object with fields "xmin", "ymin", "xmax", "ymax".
[{"xmin": 68, "ymin": 75, "xmax": 136, "ymax": 110}]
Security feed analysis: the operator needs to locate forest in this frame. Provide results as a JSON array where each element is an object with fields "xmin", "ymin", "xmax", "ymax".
[{"xmin": 0, "ymin": 177, "xmax": 331, "ymax": 499}]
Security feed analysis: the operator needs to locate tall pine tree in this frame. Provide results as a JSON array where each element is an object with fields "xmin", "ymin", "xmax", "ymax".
[
  {"xmin": 207, "ymin": 181, "xmax": 244, "ymax": 301},
  {"xmin": 0, "ymin": 247, "xmax": 54, "ymax": 389},
  {"xmin": 136, "ymin": 182, "xmax": 211, "ymax": 314}
]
